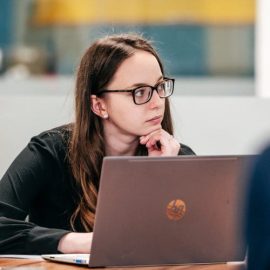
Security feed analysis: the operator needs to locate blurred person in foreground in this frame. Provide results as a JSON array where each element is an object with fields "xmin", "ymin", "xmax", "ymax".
[
  {"xmin": 0, "ymin": 34, "xmax": 194, "ymax": 254},
  {"xmin": 246, "ymin": 144, "xmax": 270, "ymax": 270}
]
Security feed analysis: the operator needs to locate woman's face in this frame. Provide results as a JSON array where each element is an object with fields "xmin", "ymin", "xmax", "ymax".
[{"xmin": 101, "ymin": 50, "xmax": 166, "ymax": 137}]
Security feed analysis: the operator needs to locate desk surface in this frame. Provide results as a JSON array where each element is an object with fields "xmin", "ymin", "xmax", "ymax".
[{"xmin": 0, "ymin": 259, "xmax": 246, "ymax": 270}]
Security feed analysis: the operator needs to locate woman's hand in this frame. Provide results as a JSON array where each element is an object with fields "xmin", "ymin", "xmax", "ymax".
[
  {"xmin": 58, "ymin": 232, "xmax": 93, "ymax": 253},
  {"xmin": 140, "ymin": 129, "xmax": 180, "ymax": 157}
]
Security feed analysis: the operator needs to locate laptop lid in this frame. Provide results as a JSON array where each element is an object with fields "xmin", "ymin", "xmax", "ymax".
[{"xmin": 89, "ymin": 155, "xmax": 253, "ymax": 267}]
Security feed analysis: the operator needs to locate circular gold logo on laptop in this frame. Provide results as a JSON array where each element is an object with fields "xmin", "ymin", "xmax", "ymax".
[{"xmin": 166, "ymin": 199, "xmax": 186, "ymax": 221}]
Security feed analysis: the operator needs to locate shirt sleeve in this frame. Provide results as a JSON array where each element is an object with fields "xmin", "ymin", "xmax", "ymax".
[
  {"xmin": 178, "ymin": 143, "xmax": 196, "ymax": 155},
  {"xmin": 0, "ymin": 134, "xmax": 70, "ymax": 254}
]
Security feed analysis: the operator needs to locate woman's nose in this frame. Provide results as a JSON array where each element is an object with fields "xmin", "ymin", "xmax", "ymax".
[{"xmin": 149, "ymin": 90, "xmax": 162, "ymax": 109}]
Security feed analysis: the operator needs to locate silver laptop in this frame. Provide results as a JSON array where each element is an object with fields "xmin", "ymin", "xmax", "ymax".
[{"xmin": 42, "ymin": 155, "xmax": 253, "ymax": 267}]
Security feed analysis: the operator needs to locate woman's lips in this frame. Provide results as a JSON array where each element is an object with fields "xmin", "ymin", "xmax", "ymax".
[{"xmin": 147, "ymin": 115, "xmax": 162, "ymax": 124}]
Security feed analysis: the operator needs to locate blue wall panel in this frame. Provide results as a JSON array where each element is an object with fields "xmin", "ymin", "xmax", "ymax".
[
  {"xmin": 0, "ymin": 0, "xmax": 14, "ymax": 48},
  {"xmin": 143, "ymin": 25, "xmax": 207, "ymax": 76}
]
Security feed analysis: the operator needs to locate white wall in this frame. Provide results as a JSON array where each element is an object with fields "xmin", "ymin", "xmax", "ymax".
[
  {"xmin": 171, "ymin": 97, "xmax": 270, "ymax": 155},
  {"xmin": 1, "ymin": 91, "xmax": 270, "ymax": 178}
]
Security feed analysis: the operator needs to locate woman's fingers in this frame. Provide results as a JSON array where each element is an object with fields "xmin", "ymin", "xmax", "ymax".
[{"xmin": 140, "ymin": 129, "xmax": 180, "ymax": 156}]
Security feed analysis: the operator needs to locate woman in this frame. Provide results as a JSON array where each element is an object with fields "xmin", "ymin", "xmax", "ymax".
[{"xmin": 0, "ymin": 34, "xmax": 194, "ymax": 254}]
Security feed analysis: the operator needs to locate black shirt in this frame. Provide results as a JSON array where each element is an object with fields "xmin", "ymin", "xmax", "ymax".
[{"xmin": 0, "ymin": 125, "xmax": 195, "ymax": 254}]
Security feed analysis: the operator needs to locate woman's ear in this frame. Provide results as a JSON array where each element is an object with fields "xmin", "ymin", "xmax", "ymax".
[{"xmin": 90, "ymin": 95, "xmax": 109, "ymax": 119}]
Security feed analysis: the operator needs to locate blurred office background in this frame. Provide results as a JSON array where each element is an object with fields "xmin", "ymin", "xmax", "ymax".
[
  {"xmin": 0, "ymin": 0, "xmax": 255, "ymax": 94},
  {"xmin": 3, "ymin": 0, "xmax": 270, "ymax": 178}
]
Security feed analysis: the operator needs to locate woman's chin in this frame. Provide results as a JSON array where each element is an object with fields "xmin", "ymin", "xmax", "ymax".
[{"xmin": 140, "ymin": 126, "xmax": 162, "ymax": 136}]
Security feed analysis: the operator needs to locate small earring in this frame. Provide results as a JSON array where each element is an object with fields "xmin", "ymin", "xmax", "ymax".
[{"xmin": 103, "ymin": 113, "xmax": 108, "ymax": 119}]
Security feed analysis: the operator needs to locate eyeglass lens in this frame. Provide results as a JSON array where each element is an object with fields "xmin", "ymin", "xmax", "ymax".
[{"xmin": 134, "ymin": 80, "xmax": 173, "ymax": 104}]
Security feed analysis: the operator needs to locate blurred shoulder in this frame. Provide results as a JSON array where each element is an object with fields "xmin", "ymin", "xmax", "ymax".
[{"xmin": 260, "ymin": 144, "xmax": 270, "ymax": 159}]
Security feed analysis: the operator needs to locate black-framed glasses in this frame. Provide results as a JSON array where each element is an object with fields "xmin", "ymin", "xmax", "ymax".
[{"xmin": 98, "ymin": 77, "xmax": 175, "ymax": 105}]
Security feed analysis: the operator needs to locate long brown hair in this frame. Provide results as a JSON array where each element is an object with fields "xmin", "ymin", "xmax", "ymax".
[{"xmin": 69, "ymin": 34, "xmax": 174, "ymax": 231}]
